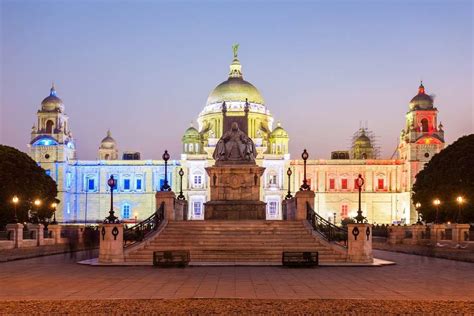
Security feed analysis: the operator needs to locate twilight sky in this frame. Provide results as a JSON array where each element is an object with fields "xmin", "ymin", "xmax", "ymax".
[{"xmin": 1, "ymin": 0, "xmax": 472, "ymax": 160}]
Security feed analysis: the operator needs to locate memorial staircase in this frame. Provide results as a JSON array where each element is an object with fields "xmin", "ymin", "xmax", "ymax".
[{"xmin": 124, "ymin": 220, "xmax": 347, "ymax": 265}]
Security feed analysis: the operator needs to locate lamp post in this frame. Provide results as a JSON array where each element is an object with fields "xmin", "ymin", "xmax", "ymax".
[
  {"xmin": 300, "ymin": 149, "xmax": 310, "ymax": 191},
  {"xmin": 161, "ymin": 150, "xmax": 171, "ymax": 191},
  {"xmin": 51, "ymin": 202, "xmax": 58, "ymax": 225},
  {"xmin": 104, "ymin": 175, "xmax": 119, "ymax": 223},
  {"xmin": 433, "ymin": 198, "xmax": 441, "ymax": 224},
  {"xmin": 333, "ymin": 212, "xmax": 337, "ymax": 225},
  {"xmin": 12, "ymin": 196, "xmax": 19, "ymax": 223},
  {"xmin": 354, "ymin": 174, "xmax": 366, "ymax": 223},
  {"xmin": 456, "ymin": 196, "xmax": 464, "ymax": 223},
  {"xmin": 177, "ymin": 168, "xmax": 185, "ymax": 200},
  {"xmin": 415, "ymin": 202, "xmax": 422, "ymax": 224},
  {"xmin": 285, "ymin": 167, "xmax": 293, "ymax": 199},
  {"xmin": 32, "ymin": 199, "xmax": 41, "ymax": 223}
]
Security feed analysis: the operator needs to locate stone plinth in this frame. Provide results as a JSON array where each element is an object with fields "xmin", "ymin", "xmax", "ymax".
[
  {"xmin": 204, "ymin": 164, "xmax": 266, "ymax": 220},
  {"xmin": 347, "ymin": 223, "xmax": 373, "ymax": 263},
  {"xmin": 205, "ymin": 201, "xmax": 266, "ymax": 220},
  {"xmin": 155, "ymin": 191, "xmax": 176, "ymax": 220},
  {"xmin": 295, "ymin": 190, "xmax": 315, "ymax": 220},
  {"xmin": 99, "ymin": 223, "xmax": 124, "ymax": 263},
  {"xmin": 453, "ymin": 224, "xmax": 471, "ymax": 243}
]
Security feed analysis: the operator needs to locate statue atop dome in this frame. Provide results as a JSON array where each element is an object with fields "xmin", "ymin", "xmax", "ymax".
[
  {"xmin": 213, "ymin": 122, "xmax": 256, "ymax": 164},
  {"xmin": 232, "ymin": 43, "xmax": 239, "ymax": 58}
]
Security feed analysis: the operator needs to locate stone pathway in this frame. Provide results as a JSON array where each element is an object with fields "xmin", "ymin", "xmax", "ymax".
[{"xmin": 0, "ymin": 250, "xmax": 473, "ymax": 301}]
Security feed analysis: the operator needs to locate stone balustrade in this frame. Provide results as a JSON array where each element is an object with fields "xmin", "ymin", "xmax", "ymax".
[
  {"xmin": 384, "ymin": 223, "xmax": 474, "ymax": 246},
  {"xmin": 0, "ymin": 223, "xmax": 85, "ymax": 251}
]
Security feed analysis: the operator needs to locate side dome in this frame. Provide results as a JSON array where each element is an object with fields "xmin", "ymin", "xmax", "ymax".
[
  {"xmin": 100, "ymin": 130, "xmax": 117, "ymax": 149},
  {"xmin": 182, "ymin": 125, "xmax": 200, "ymax": 141},
  {"xmin": 41, "ymin": 84, "xmax": 64, "ymax": 112},
  {"xmin": 409, "ymin": 82, "xmax": 434, "ymax": 110},
  {"xmin": 354, "ymin": 129, "xmax": 372, "ymax": 147},
  {"xmin": 271, "ymin": 123, "xmax": 289, "ymax": 138}
]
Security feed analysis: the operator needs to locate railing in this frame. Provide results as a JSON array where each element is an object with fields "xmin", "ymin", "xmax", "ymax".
[
  {"xmin": 43, "ymin": 228, "xmax": 53, "ymax": 239},
  {"xmin": 123, "ymin": 202, "xmax": 165, "ymax": 248},
  {"xmin": 23, "ymin": 230, "xmax": 36, "ymax": 240},
  {"xmin": 306, "ymin": 202, "xmax": 348, "ymax": 247},
  {"xmin": 0, "ymin": 230, "xmax": 11, "ymax": 240},
  {"xmin": 372, "ymin": 224, "xmax": 389, "ymax": 238}
]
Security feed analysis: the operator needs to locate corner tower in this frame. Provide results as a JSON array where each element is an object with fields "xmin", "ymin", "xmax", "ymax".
[{"xmin": 29, "ymin": 84, "xmax": 76, "ymax": 163}]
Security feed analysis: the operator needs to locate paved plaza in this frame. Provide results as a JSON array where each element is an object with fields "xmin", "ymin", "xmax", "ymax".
[{"xmin": 0, "ymin": 250, "xmax": 473, "ymax": 301}]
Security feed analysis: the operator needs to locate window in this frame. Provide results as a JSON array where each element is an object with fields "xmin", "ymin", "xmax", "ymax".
[
  {"xmin": 66, "ymin": 172, "xmax": 72, "ymax": 189},
  {"xmin": 329, "ymin": 179, "xmax": 335, "ymax": 190},
  {"xmin": 194, "ymin": 175, "xmax": 202, "ymax": 185},
  {"xmin": 341, "ymin": 205, "xmax": 348, "ymax": 218},
  {"xmin": 421, "ymin": 118, "xmax": 429, "ymax": 132},
  {"xmin": 378, "ymin": 178, "xmax": 384, "ymax": 190},
  {"xmin": 136, "ymin": 178, "xmax": 142, "ymax": 191},
  {"xmin": 189, "ymin": 143, "xmax": 194, "ymax": 152},
  {"xmin": 193, "ymin": 202, "xmax": 202, "ymax": 216},
  {"xmin": 46, "ymin": 120, "xmax": 54, "ymax": 134},
  {"xmin": 269, "ymin": 174, "xmax": 277, "ymax": 186},
  {"xmin": 341, "ymin": 178, "xmax": 348, "ymax": 190},
  {"xmin": 122, "ymin": 204, "xmax": 131, "ymax": 219},
  {"xmin": 88, "ymin": 178, "xmax": 95, "ymax": 191},
  {"xmin": 45, "ymin": 169, "xmax": 51, "ymax": 176},
  {"xmin": 269, "ymin": 201, "xmax": 278, "ymax": 216},
  {"xmin": 354, "ymin": 179, "xmax": 359, "ymax": 190},
  {"xmin": 123, "ymin": 179, "xmax": 131, "ymax": 191}
]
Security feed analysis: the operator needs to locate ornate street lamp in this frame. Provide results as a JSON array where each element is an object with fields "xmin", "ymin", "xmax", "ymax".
[
  {"xmin": 299, "ymin": 149, "xmax": 310, "ymax": 191},
  {"xmin": 51, "ymin": 202, "xmax": 58, "ymax": 225},
  {"xmin": 12, "ymin": 196, "xmax": 19, "ymax": 223},
  {"xmin": 161, "ymin": 150, "xmax": 171, "ymax": 191},
  {"xmin": 285, "ymin": 167, "xmax": 293, "ymax": 199},
  {"xmin": 433, "ymin": 198, "xmax": 441, "ymax": 224},
  {"xmin": 354, "ymin": 174, "xmax": 366, "ymax": 223},
  {"xmin": 177, "ymin": 168, "xmax": 185, "ymax": 200},
  {"xmin": 32, "ymin": 199, "xmax": 41, "ymax": 223},
  {"xmin": 456, "ymin": 196, "xmax": 464, "ymax": 223},
  {"xmin": 104, "ymin": 175, "xmax": 119, "ymax": 223},
  {"xmin": 415, "ymin": 202, "xmax": 422, "ymax": 224}
]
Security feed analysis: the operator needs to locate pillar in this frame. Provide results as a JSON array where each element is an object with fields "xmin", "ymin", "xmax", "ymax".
[
  {"xmin": 347, "ymin": 223, "xmax": 373, "ymax": 263},
  {"xmin": 98, "ymin": 223, "xmax": 124, "ymax": 263},
  {"xmin": 6, "ymin": 223, "xmax": 23, "ymax": 248},
  {"xmin": 155, "ymin": 191, "xmax": 176, "ymax": 220},
  {"xmin": 48, "ymin": 224, "xmax": 62, "ymax": 244},
  {"xmin": 295, "ymin": 190, "xmax": 315, "ymax": 221},
  {"xmin": 452, "ymin": 224, "xmax": 470, "ymax": 243}
]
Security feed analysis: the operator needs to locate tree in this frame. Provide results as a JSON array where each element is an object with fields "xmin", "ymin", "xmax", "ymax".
[
  {"xmin": 412, "ymin": 134, "xmax": 474, "ymax": 223},
  {"xmin": 0, "ymin": 145, "xmax": 58, "ymax": 228}
]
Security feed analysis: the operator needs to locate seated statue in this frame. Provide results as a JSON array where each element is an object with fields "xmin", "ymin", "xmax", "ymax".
[{"xmin": 213, "ymin": 122, "xmax": 257, "ymax": 163}]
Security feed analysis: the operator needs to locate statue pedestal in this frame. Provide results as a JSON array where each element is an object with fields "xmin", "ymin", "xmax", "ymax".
[{"xmin": 204, "ymin": 165, "xmax": 266, "ymax": 220}]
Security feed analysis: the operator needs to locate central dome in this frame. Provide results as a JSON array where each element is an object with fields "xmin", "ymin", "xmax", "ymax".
[{"xmin": 206, "ymin": 78, "xmax": 265, "ymax": 105}]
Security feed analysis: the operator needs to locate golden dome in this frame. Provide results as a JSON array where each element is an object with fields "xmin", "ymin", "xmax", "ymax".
[
  {"xmin": 207, "ymin": 78, "xmax": 265, "ymax": 105},
  {"xmin": 206, "ymin": 49, "xmax": 265, "ymax": 105},
  {"xmin": 271, "ymin": 123, "xmax": 289, "ymax": 138},
  {"xmin": 354, "ymin": 130, "xmax": 372, "ymax": 147}
]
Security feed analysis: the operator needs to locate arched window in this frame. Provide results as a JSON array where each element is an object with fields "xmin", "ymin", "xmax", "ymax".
[
  {"xmin": 104, "ymin": 154, "xmax": 110, "ymax": 160},
  {"xmin": 421, "ymin": 118, "xmax": 429, "ymax": 132},
  {"xmin": 46, "ymin": 120, "xmax": 54, "ymax": 134},
  {"xmin": 122, "ymin": 204, "xmax": 131, "ymax": 219}
]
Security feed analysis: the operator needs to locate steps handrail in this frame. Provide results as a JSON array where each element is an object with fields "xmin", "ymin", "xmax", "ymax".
[
  {"xmin": 123, "ymin": 202, "xmax": 165, "ymax": 248},
  {"xmin": 306, "ymin": 202, "xmax": 348, "ymax": 247}
]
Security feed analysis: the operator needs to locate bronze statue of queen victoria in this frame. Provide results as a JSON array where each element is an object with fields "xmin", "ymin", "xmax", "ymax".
[{"xmin": 213, "ymin": 122, "xmax": 257, "ymax": 164}]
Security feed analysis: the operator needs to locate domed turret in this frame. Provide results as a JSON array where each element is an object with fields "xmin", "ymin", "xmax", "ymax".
[
  {"xmin": 41, "ymin": 84, "xmax": 64, "ymax": 112},
  {"xmin": 268, "ymin": 122, "xmax": 289, "ymax": 155},
  {"xmin": 182, "ymin": 123, "xmax": 202, "ymax": 155},
  {"xmin": 409, "ymin": 82, "xmax": 434, "ymax": 110},
  {"xmin": 98, "ymin": 130, "xmax": 118, "ymax": 160},
  {"xmin": 351, "ymin": 128, "xmax": 375, "ymax": 159}
]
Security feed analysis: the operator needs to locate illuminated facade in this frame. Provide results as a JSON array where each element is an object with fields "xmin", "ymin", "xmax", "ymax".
[{"xmin": 28, "ymin": 50, "xmax": 444, "ymax": 224}]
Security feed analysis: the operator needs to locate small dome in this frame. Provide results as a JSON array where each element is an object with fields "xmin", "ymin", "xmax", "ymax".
[
  {"xmin": 100, "ymin": 130, "xmax": 117, "ymax": 149},
  {"xmin": 354, "ymin": 130, "xmax": 372, "ymax": 147},
  {"xmin": 182, "ymin": 124, "xmax": 201, "ymax": 143},
  {"xmin": 41, "ymin": 84, "xmax": 64, "ymax": 112},
  {"xmin": 271, "ymin": 123, "xmax": 289, "ymax": 138},
  {"xmin": 409, "ymin": 82, "xmax": 434, "ymax": 110}
]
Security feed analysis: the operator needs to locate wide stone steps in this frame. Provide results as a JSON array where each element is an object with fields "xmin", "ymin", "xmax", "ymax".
[{"xmin": 124, "ymin": 220, "xmax": 347, "ymax": 264}]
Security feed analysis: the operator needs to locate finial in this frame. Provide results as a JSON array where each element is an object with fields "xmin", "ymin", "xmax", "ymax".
[
  {"xmin": 418, "ymin": 80, "xmax": 425, "ymax": 94},
  {"xmin": 190, "ymin": 121, "xmax": 194, "ymax": 128},
  {"xmin": 107, "ymin": 129, "xmax": 111, "ymax": 137},
  {"xmin": 277, "ymin": 121, "xmax": 281, "ymax": 127},
  {"xmin": 50, "ymin": 82, "xmax": 57, "ymax": 96}
]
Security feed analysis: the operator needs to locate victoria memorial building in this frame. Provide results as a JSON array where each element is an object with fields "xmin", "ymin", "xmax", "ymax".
[{"xmin": 28, "ymin": 48, "xmax": 445, "ymax": 225}]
